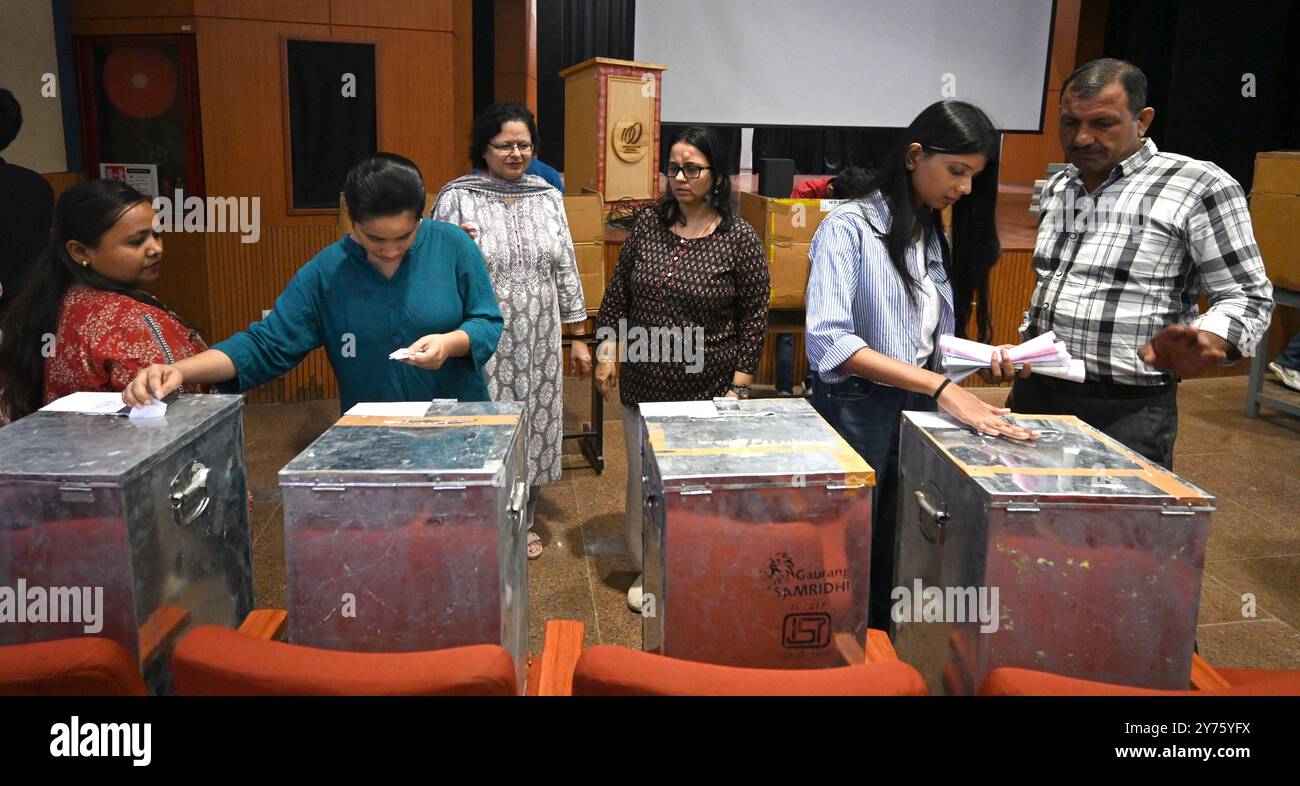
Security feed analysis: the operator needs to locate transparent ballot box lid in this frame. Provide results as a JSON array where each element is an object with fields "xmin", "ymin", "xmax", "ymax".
[
  {"xmin": 641, "ymin": 398, "xmax": 875, "ymax": 492},
  {"xmin": 0, "ymin": 394, "xmax": 245, "ymax": 487},
  {"xmin": 279, "ymin": 401, "xmax": 526, "ymax": 488},
  {"xmin": 901, "ymin": 411, "xmax": 1215, "ymax": 510}
]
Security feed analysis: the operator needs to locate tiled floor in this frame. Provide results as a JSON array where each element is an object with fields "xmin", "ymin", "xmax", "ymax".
[{"xmin": 243, "ymin": 374, "xmax": 1300, "ymax": 670}]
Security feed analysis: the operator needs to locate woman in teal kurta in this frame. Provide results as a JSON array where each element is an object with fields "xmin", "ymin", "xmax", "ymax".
[{"xmin": 121, "ymin": 154, "xmax": 503, "ymax": 411}]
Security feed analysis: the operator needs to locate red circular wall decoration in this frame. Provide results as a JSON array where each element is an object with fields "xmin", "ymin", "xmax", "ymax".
[{"xmin": 102, "ymin": 46, "xmax": 178, "ymax": 119}]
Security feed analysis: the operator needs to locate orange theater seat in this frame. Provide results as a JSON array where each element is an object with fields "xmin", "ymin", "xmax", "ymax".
[
  {"xmin": 0, "ymin": 637, "xmax": 148, "ymax": 696},
  {"xmin": 978, "ymin": 663, "xmax": 1300, "ymax": 696},
  {"xmin": 573, "ymin": 645, "xmax": 929, "ymax": 696},
  {"xmin": 170, "ymin": 624, "xmax": 517, "ymax": 696},
  {"xmin": 532, "ymin": 620, "xmax": 927, "ymax": 696}
]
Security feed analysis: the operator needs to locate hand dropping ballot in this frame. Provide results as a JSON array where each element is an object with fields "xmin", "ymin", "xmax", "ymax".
[
  {"xmin": 939, "ymin": 331, "xmax": 1085, "ymax": 383},
  {"xmin": 40, "ymin": 391, "xmax": 167, "ymax": 419},
  {"xmin": 388, "ymin": 347, "xmax": 427, "ymax": 361}
]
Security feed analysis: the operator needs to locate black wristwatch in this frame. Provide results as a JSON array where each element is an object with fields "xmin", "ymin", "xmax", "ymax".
[{"xmin": 727, "ymin": 384, "xmax": 751, "ymax": 400}]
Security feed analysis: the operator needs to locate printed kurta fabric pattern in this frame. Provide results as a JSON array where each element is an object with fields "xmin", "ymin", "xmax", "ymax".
[
  {"xmin": 44, "ymin": 288, "xmax": 210, "ymax": 404},
  {"xmin": 212, "ymin": 219, "xmax": 503, "ymax": 413},
  {"xmin": 596, "ymin": 208, "xmax": 770, "ymax": 407},
  {"xmin": 432, "ymin": 173, "xmax": 587, "ymax": 486},
  {"xmin": 805, "ymin": 193, "xmax": 956, "ymax": 385},
  {"xmin": 1022, "ymin": 138, "xmax": 1274, "ymax": 385}
]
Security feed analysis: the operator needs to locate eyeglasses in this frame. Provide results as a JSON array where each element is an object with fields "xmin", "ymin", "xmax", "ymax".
[
  {"xmin": 666, "ymin": 163, "xmax": 710, "ymax": 180},
  {"xmin": 489, "ymin": 141, "xmax": 533, "ymax": 153}
]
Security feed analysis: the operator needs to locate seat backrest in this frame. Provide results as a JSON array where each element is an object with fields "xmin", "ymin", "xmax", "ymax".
[
  {"xmin": 572, "ymin": 644, "xmax": 928, "ymax": 696},
  {"xmin": 0, "ymin": 637, "xmax": 148, "ymax": 696},
  {"xmin": 978, "ymin": 667, "xmax": 1300, "ymax": 696},
  {"xmin": 170, "ymin": 625, "xmax": 517, "ymax": 696}
]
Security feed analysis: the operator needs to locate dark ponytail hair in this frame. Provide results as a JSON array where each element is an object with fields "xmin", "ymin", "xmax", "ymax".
[
  {"xmin": 866, "ymin": 100, "xmax": 1001, "ymax": 342},
  {"xmin": 656, "ymin": 126, "xmax": 734, "ymax": 232},
  {"xmin": 0, "ymin": 179, "xmax": 191, "ymax": 421}
]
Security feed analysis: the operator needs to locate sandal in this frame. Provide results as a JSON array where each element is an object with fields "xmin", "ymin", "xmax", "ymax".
[{"xmin": 527, "ymin": 531, "xmax": 543, "ymax": 560}]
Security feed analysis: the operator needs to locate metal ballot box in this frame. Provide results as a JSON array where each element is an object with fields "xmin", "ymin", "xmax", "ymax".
[
  {"xmin": 893, "ymin": 412, "xmax": 1214, "ymax": 695},
  {"xmin": 641, "ymin": 398, "xmax": 875, "ymax": 669},
  {"xmin": 0, "ymin": 395, "xmax": 253, "ymax": 692},
  {"xmin": 278, "ymin": 401, "xmax": 528, "ymax": 690}
]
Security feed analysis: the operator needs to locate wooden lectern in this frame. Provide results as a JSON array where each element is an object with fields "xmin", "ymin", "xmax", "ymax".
[{"xmin": 560, "ymin": 57, "xmax": 667, "ymax": 202}]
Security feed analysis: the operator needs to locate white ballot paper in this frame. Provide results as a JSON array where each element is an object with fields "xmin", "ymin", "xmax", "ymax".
[
  {"xmin": 344, "ymin": 401, "xmax": 435, "ymax": 417},
  {"xmin": 40, "ymin": 392, "xmax": 132, "ymax": 416},
  {"xmin": 128, "ymin": 397, "xmax": 168, "ymax": 420},
  {"xmin": 938, "ymin": 331, "xmax": 1086, "ymax": 383},
  {"xmin": 388, "ymin": 347, "xmax": 427, "ymax": 361}
]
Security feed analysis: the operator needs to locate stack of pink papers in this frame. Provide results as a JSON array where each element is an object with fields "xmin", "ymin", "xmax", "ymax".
[{"xmin": 938, "ymin": 331, "xmax": 1085, "ymax": 383}]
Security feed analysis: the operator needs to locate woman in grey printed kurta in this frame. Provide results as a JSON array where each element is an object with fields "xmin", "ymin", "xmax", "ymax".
[{"xmin": 432, "ymin": 103, "xmax": 590, "ymax": 557}]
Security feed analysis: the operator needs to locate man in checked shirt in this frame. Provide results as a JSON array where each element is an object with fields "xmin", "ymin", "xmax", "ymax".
[{"xmin": 1012, "ymin": 58, "xmax": 1274, "ymax": 469}]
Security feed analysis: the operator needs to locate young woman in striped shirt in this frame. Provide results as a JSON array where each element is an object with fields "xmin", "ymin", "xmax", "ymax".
[{"xmin": 805, "ymin": 100, "xmax": 1036, "ymax": 630}]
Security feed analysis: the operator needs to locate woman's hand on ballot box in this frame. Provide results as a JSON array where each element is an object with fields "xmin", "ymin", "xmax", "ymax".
[{"xmin": 937, "ymin": 381, "xmax": 1039, "ymax": 440}]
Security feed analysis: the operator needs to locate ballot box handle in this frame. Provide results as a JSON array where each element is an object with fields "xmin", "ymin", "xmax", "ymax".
[
  {"xmin": 915, "ymin": 489, "xmax": 950, "ymax": 546},
  {"xmin": 508, "ymin": 480, "xmax": 528, "ymax": 534},
  {"xmin": 170, "ymin": 460, "xmax": 211, "ymax": 527}
]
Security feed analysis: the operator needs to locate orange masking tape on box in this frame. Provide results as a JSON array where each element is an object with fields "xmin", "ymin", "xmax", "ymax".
[{"xmin": 1251, "ymin": 152, "xmax": 1300, "ymax": 291}]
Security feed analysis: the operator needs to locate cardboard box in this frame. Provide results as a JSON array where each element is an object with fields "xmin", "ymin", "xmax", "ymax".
[
  {"xmin": 740, "ymin": 190, "xmax": 843, "ymax": 245},
  {"xmin": 1251, "ymin": 152, "xmax": 1300, "ymax": 291},
  {"xmin": 1253, "ymin": 151, "xmax": 1300, "ymax": 196},
  {"xmin": 1250, "ymin": 193, "xmax": 1300, "ymax": 291},
  {"xmin": 574, "ymin": 245, "xmax": 606, "ymax": 312},
  {"xmin": 565, "ymin": 193, "xmax": 606, "ymax": 314},
  {"xmin": 769, "ymin": 242, "xmax": 811, "ymax": 310},
  {"xmin": 563, "ymin": 192, "xmax": 605, "ymax": 245}
]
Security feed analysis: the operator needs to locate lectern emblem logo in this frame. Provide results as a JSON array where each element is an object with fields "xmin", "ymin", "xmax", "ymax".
[{"xmin": 610, "ymin": 114, "xmax": 649, "ymax": 163}]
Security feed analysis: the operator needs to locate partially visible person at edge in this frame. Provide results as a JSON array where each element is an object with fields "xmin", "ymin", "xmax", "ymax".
[
  {"xmin": 789, "ymin": 165, "xmax": 872, "ymax": 201},
  {"xmin": 120, "ymin": 153, "xmax": 504, "ymax": 413},
  {"xmin": 0, "ymin": 179, "xmax": 208, "ymax": 425},
  {"xmin": 432, "ymin": 101, "xmax": 588, "ymax": 560},
  {"xmin": 1014, "ymin": 58, "xmax": 1273, "ymax": 469},
  {"xmin": 593, "ymin": 126, "xmax": 770, "ymax": 613},
  {"xmin": 0, "ymin": 87, "xmax": 55, "ymax": 321},
  {"xmin": 805, "ymin": 99, "xmax": 1036, "ymax": 632}
]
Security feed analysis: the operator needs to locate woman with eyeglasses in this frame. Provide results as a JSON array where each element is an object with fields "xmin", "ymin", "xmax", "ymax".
[
  {"xmin": 431, "ymin": 102, "xmax": 589, "ymax": 560},
  {"xmin": 805, "ymin": 100, "xmax": 1036, "ymax": 631},
  {"xmin": 593, "ymin": 126, "xmax": 770, "ymax": 612}
]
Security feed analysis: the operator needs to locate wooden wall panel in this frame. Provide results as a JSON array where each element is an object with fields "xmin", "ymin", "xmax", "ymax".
[
  {"xmin": 205, "ymin": 227, "xmax": 339, "ymax": 403},
  {"xmin": 70, "ymin": 0, "xmax": 196, "ymax": 19},
  {"xmin": 329, "ymin": 25, "xmax": 460, "ymax": 192},
  {"xmin": 195, "ymin": 0, "xmax": 330, "ymax": 23},
  {"xmin": 148, "ymin": 230, "xmax": 212, "ymax": 337},
  {"xmin": 194, "ymin": 17, "xmax": 331, "ymax": 224},
  {"xmin": 330, "ymin": 0, "xmax": 453, "ymax": 31}
]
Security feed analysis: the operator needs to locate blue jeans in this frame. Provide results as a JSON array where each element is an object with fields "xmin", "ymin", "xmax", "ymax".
[
  {"xmin": 812, "ymin": 376, "xmax": 936, "ymax": 632},
  {"xmin": 774, "ymin": 333, "xmax": 812, "ymax": 393},
  {"xmin": 1277, "ymin": 332, "xmax": 1300, "ymax": 371}
]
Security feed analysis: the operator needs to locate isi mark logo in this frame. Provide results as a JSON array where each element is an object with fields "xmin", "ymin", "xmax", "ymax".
[{"xmin": 766, "ymin": 552, "xmax": 843, "ymax": 650}]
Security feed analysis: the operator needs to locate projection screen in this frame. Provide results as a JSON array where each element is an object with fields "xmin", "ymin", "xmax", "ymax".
[{"xmin": 634, "ymin": 0, "xmax": 1057, "ymax": 132}]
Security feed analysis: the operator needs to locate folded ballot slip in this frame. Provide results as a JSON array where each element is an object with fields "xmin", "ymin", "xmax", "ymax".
[
  {"xmin": 939, "ymin": 331, "xmax": 1086, "ymax": 384},
  {"xmin": 388, "ymin": 347, "xmax": 426, "ymax": 361}
]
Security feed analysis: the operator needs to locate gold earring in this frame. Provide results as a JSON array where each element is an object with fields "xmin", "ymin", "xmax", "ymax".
[{"xmin": 80, "ymin": 259, "xmax": 88, "ymax": 267}]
